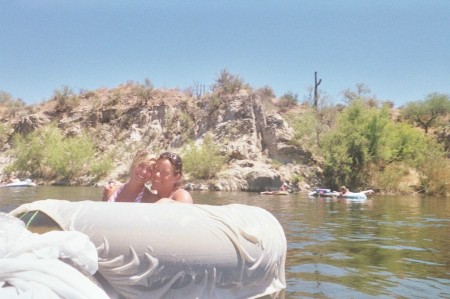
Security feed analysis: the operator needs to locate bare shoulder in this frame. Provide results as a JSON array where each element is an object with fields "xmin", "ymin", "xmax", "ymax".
[{"xmin": 172, "ymin": 189, "xmax": 193, "ymax": 204}]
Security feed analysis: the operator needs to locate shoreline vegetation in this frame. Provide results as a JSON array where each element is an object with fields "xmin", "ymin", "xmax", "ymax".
[{"xmin": 0, "ymin": 70, "xmax": 449, "ymax": 196}]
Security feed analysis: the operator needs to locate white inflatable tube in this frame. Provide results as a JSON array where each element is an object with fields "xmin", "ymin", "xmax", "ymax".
[
  {"xmin": 11, "ymin": 199, "xmax": 287, "ymax": 299},
  {"xmin": 308, "ymin": 191, "xmax": 367, "ymax": 200}
]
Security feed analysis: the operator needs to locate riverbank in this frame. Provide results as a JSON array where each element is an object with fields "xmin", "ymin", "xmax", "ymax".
[{"xmin": 1, "ymin": 82, "xmax": 448, "ymax": 196}]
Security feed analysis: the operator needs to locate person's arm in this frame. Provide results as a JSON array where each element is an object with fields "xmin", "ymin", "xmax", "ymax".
[{"xmin": 361, "ymin": 189, "xmax": 375, "ymax": 194}]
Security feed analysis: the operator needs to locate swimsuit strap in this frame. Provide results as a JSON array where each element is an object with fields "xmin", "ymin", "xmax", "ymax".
[
  {"xmin": 135, "ymin": 189, "xmax": 145, "ymax": 203},
  {"xmin": 107, "ymin": 184, "xmax": 125, "ymax": 202},
  {"xmin": 168, "ymin": 188, "xmax": 179, "ymax": 199},
  {"xmin": 108, "ymin": 184, "xmax": 145, "ymax": 203}
]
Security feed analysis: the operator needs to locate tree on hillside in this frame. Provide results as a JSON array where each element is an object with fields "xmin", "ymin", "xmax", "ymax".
[
  {"xmin": 0, "ymin": 90, "xmax": 26, "ymax": 117},
  {"xmin": 402, "ymin": 93, "xmax": 450, "ymax": 134},
  {"xmin": 211, "ymin": 69, "xmax": 248, "ymax": 94},
  {"xmin": 321, "ymin": 100, "xmax": 383, "ymax": 188},
  {"xmin": 319, "ymin": 98, "xmax": 449, "ymax": 195},
  {"xmin": 342, "ymin": 83, "xmax": 379, "ymax": 108}
]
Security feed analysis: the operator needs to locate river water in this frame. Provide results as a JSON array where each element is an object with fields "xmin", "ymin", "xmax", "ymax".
[{"xmin": 1, "ymin": 186, "xmax": 449, "ymax": 299}]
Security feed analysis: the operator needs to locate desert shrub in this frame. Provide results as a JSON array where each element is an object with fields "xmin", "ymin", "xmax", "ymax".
[
  {"xmin": 0, "ymin": 123, "xmax": 9, "ymax": 146},
  {"xmin": 413, "ymin": 139, "xmax": 450, "ymax": 196},
  {"xmin": 321, "ymin": 99, "xmax": 449, "ymax": 195},
  {"xmin": 54, "ymin": 137, "xmax": 95, "ymax": 178},
  {"xmin": 373, "ymin": 162, "xmax": 411, "ymax": 194},
  {"xmin": 182, "ymin": 135, "xmax": 226, "ymax": 179},
  {"xmin": 132, "ymin": 79, "xmax": 154, "ymax": 104},
  {"xmin": 382, "ymin": 122, "xmax": 428, "ymax": 163},
  {"xmin": 0, "ymin": 90, "xmax": 27, "ymax": 117},
  {"xmin": 53, "ymin": 86, "xmax": 80, "ymax": 111},
  {"xmin": 270, "ymin": 159, "xmax": 283, "ymax": 169},
  {"xmin": 8, "ymin": 124, "xmax": 95, "ymax": 179},
  {"xmin": 321, "ymin": 100, "xmax": 390, "ymax": 189},
  {"xmin": 321, "ymin": 101, "xmax": 372, "ymax": 188},
  {"xmin": 290, "ymin": 174, "xmax": 303, "ymax": 185},
  {"xmin": 255, "ymin": 85, "xmax": 275, "ymax": 99},
  {"xmin": 164, "ymin": 110, "xmax": 194, "ymax": 141},
  {"xmin": 208, "ymin": 94, "xmax": 221, "ymax": 110},
  {"xmin": 370, "ymin": 118, "xmax": 449, "ymax": 195},
  {"xmin": 106, "ymin": 89, "xmax": 121, "ymax": 106},
  {"xmin": 9, "ymin": 127, "xmax": 54, "ymax": 175},
  {"xmin": 276, "ymin": 92, "xmax": 298, "ymax": 112},
  {"xmin": 90, "ymin": 153, "xmax": 115, "ymax": 179},
  {"xmin": 211, "ymin": 69, "xmax": 248, "ymax": 94},
  {"xmin": 288, "ymin": 109, "xmax": 318, "ymax": 148}
]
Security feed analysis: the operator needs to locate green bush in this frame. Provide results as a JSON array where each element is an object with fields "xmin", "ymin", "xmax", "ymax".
[
  {"xmin": 413, "ymin": 139, "xmax": 450, "ymax": 196},
  {"xmin": 320, "ymin": 99, "xmax": 449, "ymax": 195},
  {"xmin": 0, "ymin": 123, "xmax": 9, "ymax": 146},
  {"xmin": 8, "ymin": 124, "xmax": 95, "ymax": 179},
  {"xmin": 90, "ymin": 153, "xmax": 115, "ymax": 179},
  {"xmin": 289, "ymin": 109, "xmax": 318, "ymax": 147},
  {"xmin": 321, "ymin": 100, "xmax": 378, "ymax": 188},
  {"xmin": 57, "ymin": 137, "xmax": 95, "ymax": 178},
  {"xmin": 182, "ymin": 135, "xmax": 226, "ymax": 179},
  {"xmin": 10, "ymin": 129, "xmax": 51, "ymax": 175},
  {"xmin": 382, "ymin": 122, "xmax": 428, "ymax": 164},
  {"xmin": 373, "ymin": 162, "xmax": 410, "ymax": 193}
]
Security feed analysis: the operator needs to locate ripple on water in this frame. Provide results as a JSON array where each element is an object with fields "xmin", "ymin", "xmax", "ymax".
[
  {"xmin": 387, "ymin": 276, "xmax": 450, "ymax": 299},
  {"xmin": 290, "ymin": 263, "xmax": 350, "ymax": 277},
  {"xmin": 378, "ymin": 245, "xmax": 427, "ymax": 251},
  {"xmin": 288, "ymin": 241, "xmax": 316, "ymax": 250},
  {"xmin": 402, "ymin": 258, "xmax": 446, "ymax": 266},
  {"xmin": 286, "ymin": 279, "xmax": 392, "ymax": 299}
]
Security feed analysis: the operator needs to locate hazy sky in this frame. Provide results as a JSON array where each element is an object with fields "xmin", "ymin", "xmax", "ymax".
[{"xmin": 1, "ymin": 0, "xmax": 449, "ymax": 106}]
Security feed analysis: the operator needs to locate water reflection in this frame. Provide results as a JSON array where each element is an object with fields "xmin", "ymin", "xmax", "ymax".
[{"xmin": 1, "ymin": 187, "xmax": 450, "ymax": 298}]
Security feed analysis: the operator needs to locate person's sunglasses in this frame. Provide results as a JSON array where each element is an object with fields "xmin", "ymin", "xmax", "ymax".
[{"xmin": 159, "ymin": 152, "xmax": 182, "ymax": 174}]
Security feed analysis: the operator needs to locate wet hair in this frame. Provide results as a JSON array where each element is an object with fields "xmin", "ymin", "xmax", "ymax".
[
  {"xmin": 158, "ymin": 152, "xmax": 183, "ymax": 176},
  {"xmin": 129, "ymin": 150, "xmax": 156, "ymax": 174},
  {"xmin": 340, "ymin": 186, "xmax": 347, "ymax": 191}
]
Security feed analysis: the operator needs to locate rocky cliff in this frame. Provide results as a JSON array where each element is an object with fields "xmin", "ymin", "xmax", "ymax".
[{"xmin": 1, "ymin": 84, "xmax": 322, "ymax": 192}]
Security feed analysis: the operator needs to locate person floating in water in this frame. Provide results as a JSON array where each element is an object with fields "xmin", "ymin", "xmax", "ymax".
[
  {"xmin": 337, "ymin": 186, "xmax": 374, "ymax": 196},
  {"xmin": 260, "ymin": 181, "xmax": 290, "ymax": 195}
]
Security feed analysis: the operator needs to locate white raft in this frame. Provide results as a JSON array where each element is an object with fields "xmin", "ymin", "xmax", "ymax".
[
  {"xmin": 2, "ymin": 179, "xmax": 36, "ymax": 188},
  {"xmin": 10, "ymin": 199, "xmax": 287, "ymax": 299}
]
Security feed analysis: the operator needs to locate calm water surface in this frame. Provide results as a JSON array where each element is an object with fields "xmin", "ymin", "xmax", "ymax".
[{"xmin": 1, "ymin": 186, "xmax": 450, "ymax": 299}]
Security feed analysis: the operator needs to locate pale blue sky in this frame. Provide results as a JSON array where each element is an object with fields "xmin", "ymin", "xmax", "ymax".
[{"xmin": 1, "ymin": 0, "xmax": 449, "ymax": 106}]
